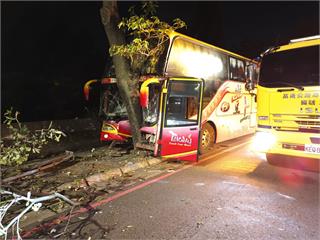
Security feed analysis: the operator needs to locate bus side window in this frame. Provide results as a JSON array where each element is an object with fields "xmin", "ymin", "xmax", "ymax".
[
  {"xmin": 165, "ymin": 81, "xmax": 201, "ymax": 127},
  {"xmin": 229, "ymin": 57, "xmax": 245, "ymax": 81},
  {"xmin": 167, "ymin": 97, "xmax": 184, "ymax": 119},
  {"xmin": 245, "ymin": 64, "xmax": 253, "ymax": 81},
  {"xmin": 245, "ymin": 63, "xmax": 259, "ymax": 86},
  {"xmin": 187, "ymin": 96, "xmax": 198, "ymax": 119}
]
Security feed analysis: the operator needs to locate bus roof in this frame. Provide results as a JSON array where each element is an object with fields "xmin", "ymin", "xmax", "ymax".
[
  {"xmin": 274, "ymin": 35, "xmax": 320, "ymax": 53},
  {"xmin": 168, "ymin": 31, "xmax": 257, "ymax": 63}
]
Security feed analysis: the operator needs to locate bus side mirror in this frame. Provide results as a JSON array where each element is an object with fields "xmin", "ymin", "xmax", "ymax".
[
  {"xmin": 83, "ymin": 79, "xmax": 98, "ymax": 101},
  {"xmin": 140, "ymin": 77, "xmax": 160, "ymax": 109},
  {"xmin": 140, "ymin": 87, "xmax": 149, "ymax": 109}
]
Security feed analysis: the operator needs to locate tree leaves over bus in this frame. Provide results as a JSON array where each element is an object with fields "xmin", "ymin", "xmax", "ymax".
[{"xmin": 110, "ymin": 8, "xmax": 186, "ymax": 75}]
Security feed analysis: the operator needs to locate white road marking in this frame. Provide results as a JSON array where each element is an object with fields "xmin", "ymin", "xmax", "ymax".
[
  {"xmin": 222, "ymin": 181, "xmax": 246, "ymax": 186},
  {"xmin": 277, "ymin": 192, "xmax": 296, "ymax": 201},
  {"xmin": 194, "ymin": 182, "xmax": 205, "ymax": 186}
]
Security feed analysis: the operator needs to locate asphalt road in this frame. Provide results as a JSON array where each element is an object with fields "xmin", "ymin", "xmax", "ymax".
[{"xmin": 31, "ymin": 135, "xmax": 319, "ymax": 239}]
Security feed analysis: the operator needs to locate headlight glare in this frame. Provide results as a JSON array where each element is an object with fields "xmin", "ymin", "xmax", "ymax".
[{"xmin": 251, "ymin": 131, "xmax": 276, "ymax": 152}]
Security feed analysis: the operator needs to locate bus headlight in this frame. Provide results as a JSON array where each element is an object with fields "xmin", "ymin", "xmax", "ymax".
[{"xmin": 251, "ymin": 132, "xmax": 276, "ymax": 152}]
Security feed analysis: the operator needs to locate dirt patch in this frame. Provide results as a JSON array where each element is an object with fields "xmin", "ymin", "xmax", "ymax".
[
  {"xmin": 1, "ymin": 141, "xmax": 154, "ymax": 203},
  {"xmin": 0, "ymin": 123, "xmax": 162, "ymax": 239}
]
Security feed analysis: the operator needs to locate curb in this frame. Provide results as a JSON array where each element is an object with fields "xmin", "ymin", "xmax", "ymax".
[{"xmin": 57, "ymin": 157, "xmax": 162, "ymax": 191}]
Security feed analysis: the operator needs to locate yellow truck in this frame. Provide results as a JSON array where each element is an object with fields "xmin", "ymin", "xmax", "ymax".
[{"xmin": 254, "ymin": 35, "xmax": 320, "ymax": 166}]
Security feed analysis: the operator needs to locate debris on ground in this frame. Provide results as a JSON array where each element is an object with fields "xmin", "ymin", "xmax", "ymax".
[
  {"xmin": 1, "ymin": 142, "xmax": 153, "ymax": 205},
  {"xmin": 0, "ymin": 140, "xmax": 184, "ymax": 239},
  {"xmin": 2, "ymin": 151, "xmax": 74, "ymax": 184},
  {"xmin": 0, "ymin": 190, "xmax": 75, "ymax": 240}
]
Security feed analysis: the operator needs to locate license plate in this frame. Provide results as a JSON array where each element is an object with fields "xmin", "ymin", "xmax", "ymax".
[{"xmin": 304, "ymin": 144, "xmax": 320, "ymax": 154}]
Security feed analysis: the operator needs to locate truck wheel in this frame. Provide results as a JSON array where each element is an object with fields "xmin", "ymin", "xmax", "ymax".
[
  {"xmin": 266, "ymin": 153, "xmax": 278, "ymax": 165},
  {"xmin": 200, "ymin": 123, "xmax": 215, "ymax": 154}
]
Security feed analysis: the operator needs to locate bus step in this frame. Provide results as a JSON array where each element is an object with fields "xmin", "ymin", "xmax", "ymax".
[{"xmin": 135, "ymin": 142, "xmax": 154, "ymax": 151}]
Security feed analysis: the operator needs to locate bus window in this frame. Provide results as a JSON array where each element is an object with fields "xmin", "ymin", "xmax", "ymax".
[
  {"xmin": 230, "ymin": 57, "xmax": 245, "ymax": 81},
  {"xmin": 165, "ymin": 81, "xmax": 200, "ymax": 127},
  {"xmin": 143, "ymin": 84, "xmax": 161, "ymax": 125},
  {"xmin": 167, "ymin": 97, "xmax": 184, "ymax": 119},
  {"xmin": 203, "ymin": 52, "xmax": 228, "ymax": 105},
  {"xmin": 166, "ymin": 37, "xmax": 228, "ymax": 82},
  {"xmin": 100, "ymin": 84, "xmax": 127, "ymax": 120},
  {"xmin": 245, "ymin": 63, "xmax": 259, "ymax": 87},
  {"xmin": 187, "ymin": 96, "xmax": 198, "ymax": 119}
]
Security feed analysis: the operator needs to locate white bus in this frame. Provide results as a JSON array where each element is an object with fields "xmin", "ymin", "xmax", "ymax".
[{"xmin": 85, "ymin": 31, "xmax": 259, "ymax": 160}]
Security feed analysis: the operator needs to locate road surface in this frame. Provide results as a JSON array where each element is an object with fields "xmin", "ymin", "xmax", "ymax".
[{"xmin": 30, "ymin": 135, "xmax": 319, "ymax": 239}]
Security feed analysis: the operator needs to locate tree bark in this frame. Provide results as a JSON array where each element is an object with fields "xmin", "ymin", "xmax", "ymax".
[{"xmin": 100, "ymin": 1, "xmax": 142, "ymax": 146}]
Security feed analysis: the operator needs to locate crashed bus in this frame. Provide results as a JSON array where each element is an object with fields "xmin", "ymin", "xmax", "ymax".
[
  {"xmin": 84, "ymin": 31, "xmax": 259, "ymax": 161},
  {"xmin": 253, "ymin": 35, "xmax": 320, "ymax": 165}
]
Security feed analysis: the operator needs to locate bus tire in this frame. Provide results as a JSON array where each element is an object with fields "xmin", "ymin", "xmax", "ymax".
[{"xmin": 200, "ymin": 123, "xmax": 215, "ymax": 154}]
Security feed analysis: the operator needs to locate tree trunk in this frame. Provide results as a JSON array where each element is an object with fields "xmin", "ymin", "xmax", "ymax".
[{"xmin": 100, "ymin": 1, "xmax": 142, "ymax": 147}]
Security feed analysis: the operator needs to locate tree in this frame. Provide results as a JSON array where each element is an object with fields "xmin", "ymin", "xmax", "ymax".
[
  {"xmin": 0, "ymin": 109, "xmax": 64, "ymax": 166},
  {"xmin": 100, "ymin": 1, "xmax": 185, "ymax": 149},
  {"xmin": 100, "ymin": 1, "xmax": 141, "ymax": 147}
]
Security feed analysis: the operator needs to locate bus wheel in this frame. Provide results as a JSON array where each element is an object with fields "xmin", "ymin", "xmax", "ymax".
[{"xmin": 200, "ymin": 123, "xmax": 215, "ymax": 154}]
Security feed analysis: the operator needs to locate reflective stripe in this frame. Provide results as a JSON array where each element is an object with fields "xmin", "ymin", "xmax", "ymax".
[{"xmin": 161, "ymin": 150, "xmax": 197, "ymax": 159}]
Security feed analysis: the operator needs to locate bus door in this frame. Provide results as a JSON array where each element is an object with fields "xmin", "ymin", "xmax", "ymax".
[{"xmin": 156, "ymin": 78, "xmax": 204, "ymax": 161}]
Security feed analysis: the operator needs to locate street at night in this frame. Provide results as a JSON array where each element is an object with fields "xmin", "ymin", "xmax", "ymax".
[
  {"xmin": 1, "ymin": 1, "xmax": 319, "ymax": 239},
  {"xmin": 22, "ymin": 135, "xmax": 319, "ymax": 239}
]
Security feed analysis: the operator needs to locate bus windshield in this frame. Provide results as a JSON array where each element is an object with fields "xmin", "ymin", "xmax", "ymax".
[
  {"xmin": 142, "ymin": 84, "xmax": 161, "ymax": 125},
  {"xmin": 100, "ymin": 84, "xmax": 127, "ymax": 120},
  {"xmin": 259, "ymin": 45, "xmax": 319, "ymax": 87}
]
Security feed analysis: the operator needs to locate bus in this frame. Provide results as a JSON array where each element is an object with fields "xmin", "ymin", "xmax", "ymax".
[
  {"xmin": 84, "ymin": 31, "xmax": 259, "ymax": 161},
  {"xmin": 253, "ymin": 35, "xmax": 320, "ymax": 165}
]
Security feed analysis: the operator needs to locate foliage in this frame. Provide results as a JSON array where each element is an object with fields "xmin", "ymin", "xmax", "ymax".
[
  {"xmin": 128, "ymin": 1, "xmax": 158, "ymax": 17},
  {"xmin": 0, "ymin": 109, "xmax": 65, "ymax": 166},
  {"xmin": 109, "ymin": 2, "xmax": 186, "ymax": 74}
]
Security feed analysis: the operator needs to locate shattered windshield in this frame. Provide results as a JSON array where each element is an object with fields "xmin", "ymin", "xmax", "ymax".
[
  {"xmin": 259, "ymin": 45, "xmax": 319, "ymax": 87},
  {"xmin": 100, "ymin": 83, "xmax": 127, "ymax": 120},
  {"xmin": 142, "ymin": 84, "xmax": 161, "ymax": 125}
]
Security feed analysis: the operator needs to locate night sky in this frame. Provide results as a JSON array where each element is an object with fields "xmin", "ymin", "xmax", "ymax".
[{"xmin": 1, "ymin": 1, "xmax": 319, "ymax": 122}]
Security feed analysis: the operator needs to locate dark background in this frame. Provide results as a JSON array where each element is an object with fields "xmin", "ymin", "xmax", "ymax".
[{"xmin": 1, "ymin": 1, "xmax": 319, "ymax": 122}]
